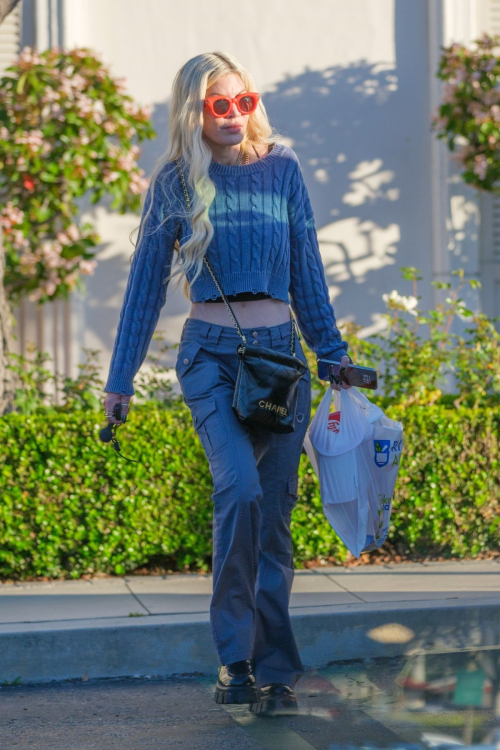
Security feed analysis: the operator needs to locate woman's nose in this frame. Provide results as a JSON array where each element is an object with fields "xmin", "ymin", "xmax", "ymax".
[{"xmin": 226, "ymin": 101, "xmax": 240, "ymax": 117}]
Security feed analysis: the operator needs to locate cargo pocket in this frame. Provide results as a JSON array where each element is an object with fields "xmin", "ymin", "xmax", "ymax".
[
  {"xmin": 190, "ymin": 394, "xmax": 228, "ymax": 459},
  {"xmin": 296, "ymin": 367, "xmax": 311, "ymax": 426},
  {"xmin": 283, "ymin": 473, "xmax": 299, "ymax": 518},
  {"xmin": 175, "ymin": 340, "xmax": 220, "ymax": 399}
]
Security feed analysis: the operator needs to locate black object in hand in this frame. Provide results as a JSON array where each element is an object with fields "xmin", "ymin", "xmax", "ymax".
[
  {"xmin": 317, "ymin": 359, "xmax": 378, "ymax": 390},
  {"xmin": 99, "ymin": 403, "xmax": 126, "ymax": 443},
  {"xmin": 99, "ymin": 402, "xmax": 137, "ymax": 463}
]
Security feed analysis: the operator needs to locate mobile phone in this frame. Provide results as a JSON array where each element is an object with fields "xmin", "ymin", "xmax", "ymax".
[
  {"xmin": 317, "ymin": 358, "xmax": 378, "ymax": 390},
  {"xmin": 113, "ymin": 402, "xmax": 128, "ymax": 423}
]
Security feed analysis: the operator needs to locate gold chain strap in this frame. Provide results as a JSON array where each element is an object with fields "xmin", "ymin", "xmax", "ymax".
[{"xmin": 174, "ymin": 157, "xmax": 295, "ymax": 356}]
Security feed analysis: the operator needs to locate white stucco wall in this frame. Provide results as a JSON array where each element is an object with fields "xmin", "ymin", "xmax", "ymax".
[{"xmin": 57, "ymin": 0, "xmax": 442, "ymax": 383}]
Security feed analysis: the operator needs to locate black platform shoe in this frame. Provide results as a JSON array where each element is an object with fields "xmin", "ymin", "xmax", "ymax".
[
  {"xmin": 249, "ymin": 683, "xmax": 299, "ymax": 716},
  {"xmin": 214, "ymin": 659, "xmax": 260, "ymax": 705}
]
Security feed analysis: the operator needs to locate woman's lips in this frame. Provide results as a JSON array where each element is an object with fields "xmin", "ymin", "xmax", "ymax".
[{"xmin": 223, "ymin": 125, "xmax": 242, "ymax": 131}]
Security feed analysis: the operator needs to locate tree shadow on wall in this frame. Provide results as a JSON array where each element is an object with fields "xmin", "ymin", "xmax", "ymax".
[
  {"xmin": 85, "ymin": 0, "xmax": 479, "ymax": 369},
  {"xmin": 141, "ymin": 66, "xmax": 431, "ymax": 341},
  {"xmin": 259, "ymin": 56, "xmax": 434, "ymax": 333},
  {"xmin": 85, "ymin": 53, "xmax": 422, "ymax": 369}
]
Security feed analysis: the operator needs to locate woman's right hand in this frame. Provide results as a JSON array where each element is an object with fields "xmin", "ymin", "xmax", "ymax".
[
  {"xmin": 329, "ymin": 355, "xmax": 353, "ymax": 392},
  {"xmin": 103, "ymin": 392, "xmax": 132, "ymax": 425}
]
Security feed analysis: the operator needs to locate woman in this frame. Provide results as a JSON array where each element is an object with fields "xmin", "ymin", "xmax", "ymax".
[{"xmin": 103, "ymin": 50, "xmax": 352, "ymax": 717}]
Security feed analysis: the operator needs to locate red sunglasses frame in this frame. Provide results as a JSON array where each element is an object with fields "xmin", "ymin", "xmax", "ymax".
[{"xmin": 204, "ymin": 92, "xmax": 260, "ymax": 117}]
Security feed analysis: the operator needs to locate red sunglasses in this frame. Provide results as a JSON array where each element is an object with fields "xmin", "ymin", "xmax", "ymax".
[{"xmin": 204, "ymin": 92, "xmax": 260, "ymax": 117}]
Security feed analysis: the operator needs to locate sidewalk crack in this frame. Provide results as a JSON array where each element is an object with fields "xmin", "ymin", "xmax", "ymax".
[
  {"xmin": 124, "ymin": 581, "xmax": 151, "ymax": 615},
  {"xmin": 323, "ymin": 574, "xmax": 367, "ymax": 603}
]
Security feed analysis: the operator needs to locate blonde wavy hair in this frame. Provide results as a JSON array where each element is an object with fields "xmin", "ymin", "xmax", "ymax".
[{"xmin": 131, "ymin": 50, "xmax": 284, "ymax": 300}]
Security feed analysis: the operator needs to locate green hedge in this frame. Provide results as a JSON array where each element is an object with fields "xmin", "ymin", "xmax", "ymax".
[{"xmin": 1, "ymin": 401, "xmax": 499, "ymax": 580}]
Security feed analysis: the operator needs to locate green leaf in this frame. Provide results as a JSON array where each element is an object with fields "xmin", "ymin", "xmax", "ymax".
[
  {"xmin": 39, "ymin": 171, "xmax": 58, "ymax": 183},
  {"xmin": 16, "ymin": 71, "xmax": 28, "ymax": 95},
  {"xmin": 431, "ymin": 281, "xmax": 452, "ymax": 289}
]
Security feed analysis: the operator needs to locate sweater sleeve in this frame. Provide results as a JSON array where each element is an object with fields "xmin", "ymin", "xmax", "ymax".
[
  {"xmin": 104, "ymin": 170, "xmax": 181, "ymax": 396},
  {"xmin": 287, "ymin": 162, "xmax": 350, "ymax": 363}
]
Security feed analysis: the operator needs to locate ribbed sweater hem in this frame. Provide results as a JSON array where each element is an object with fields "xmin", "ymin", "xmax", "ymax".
[{"xmin": 190, "ymin": 271, "xmax": 289, "ymax": 303}]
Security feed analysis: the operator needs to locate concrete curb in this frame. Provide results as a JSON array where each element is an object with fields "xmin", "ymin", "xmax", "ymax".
[{"xmin": 2, "ymin": 597, "xmax": 500, "ymax": 685}]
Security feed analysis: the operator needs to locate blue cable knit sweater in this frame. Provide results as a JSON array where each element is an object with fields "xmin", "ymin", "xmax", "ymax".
[{"xmin": 104, "ymin": 142, "xmax": 349, "ymax": 395}]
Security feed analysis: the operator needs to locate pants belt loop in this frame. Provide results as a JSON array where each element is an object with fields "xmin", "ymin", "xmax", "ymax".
[
  {"xmin": 270, "ymin": 326, "xmax": 282, "ymax": 349},
  {"xmin": 207, "ymin": 323, "xmax": 222, "ymax": 347}
]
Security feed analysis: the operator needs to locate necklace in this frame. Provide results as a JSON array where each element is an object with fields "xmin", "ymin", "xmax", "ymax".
[{"xmin": 233, "ymin": 146, "xmax": 249, "ymax": 166}]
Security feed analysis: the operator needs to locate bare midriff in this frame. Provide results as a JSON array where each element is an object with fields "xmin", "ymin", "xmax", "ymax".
[{"xmin": 187, "ymin": 298, "xmax": 291, "ymax": 329}]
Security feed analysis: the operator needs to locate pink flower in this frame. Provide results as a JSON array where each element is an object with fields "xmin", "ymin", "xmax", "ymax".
[
  {"xmin": 80, "ymin": 259, "xmax": 97, "ymax": 275},
  {"xmin": 441, "ymin": 82, "xmax": 457, "ymax": 104},
  {"xmin": 129, "ymin": 171, "xmax": 149, "ymax": 195},
  {"xmin": 57, "ymin": 231, "xmax": 71, "ymax": 246},
  {"xmin": 66, "ymin": 223, "xmax": 80, "ymax": 241},
  {"xmin": 103, "ymin": 171, "xmax": 120, "ymax": 184},
  {"xmin": 71, "ymin": 73, "xmax": 87, "ymax": 91},
  {"xmin": 117, "ymin": 153, "xmax": 135, "ymax": 171},
  {"xmin": 15, "ymin": 129, "xmax": 44, "ymax": 151},
  {"xmin": 43, "ymin": 88, "xmax": 60, "ymax": 103},
  {"xmin": 432, "ymin": 115, "xmax": 449, "ymax": 130},
  {"xmin": 18, "ymin": 47, "xmax": 42, "ymax": 69},
  {"xmin": 107, "ymin": 143, "xmax": 120, "ymax": 159},
  {"xmin": 19, "ymin": 251, "xmax": 38, "ymax": 274},
  {"xmin": 114, "ymin": 76, "xmax": 128, "ymax": 94},
  {"xmin": 473, "ymin": 154, "xmax": 488, "ymax": 180},
  {"xmin": 123, "ymin": 100, "xmax": 139, "ymax": 117},
  {"xmin": 1, "ymin": 202, "xmax": 25, "ymax": 226},
  {"xmin": 491, "ymin": 104, "xmax": 500, "ymax": 121},
  {"xmin": 45, "ymin": 280, "xmax": 58, "ymax": 296},
  {"xmin": 12, "ymin": 230, "xmax": 28, "ymax": 249},
  {"xmin": 449, "ymin": 144, "xmax": 472, "ymax": 165},
  {"xmin": 29, "ymin": 288, "xmax": 43, "ymax": 302}
]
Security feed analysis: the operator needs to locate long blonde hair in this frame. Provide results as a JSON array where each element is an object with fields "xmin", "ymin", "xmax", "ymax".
[{"xmin": 132, "ymin": 50, "xmax": 284, "ymax": 299}]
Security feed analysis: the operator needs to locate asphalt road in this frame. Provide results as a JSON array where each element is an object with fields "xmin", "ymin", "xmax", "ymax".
[{"xmin": 0, "ymin": 658, "xmax": 495, "ymax": 750}]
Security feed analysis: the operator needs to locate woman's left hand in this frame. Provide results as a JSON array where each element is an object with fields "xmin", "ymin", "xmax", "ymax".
[{"xmin": 330, "ymin": 354, "xmax": 353, "ymax": 391}]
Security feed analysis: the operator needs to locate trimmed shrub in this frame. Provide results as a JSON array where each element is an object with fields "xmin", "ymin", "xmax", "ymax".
[{"xmin": 1, "ymin": 400, "xmax": 499, "ymax": 580}]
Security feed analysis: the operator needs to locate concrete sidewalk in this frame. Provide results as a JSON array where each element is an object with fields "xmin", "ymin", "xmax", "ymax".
[{"xmin": 1, "ymin": 560, "xmax": 500, "ymax": 684}]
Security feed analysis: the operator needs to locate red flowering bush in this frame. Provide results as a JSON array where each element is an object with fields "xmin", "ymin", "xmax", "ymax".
[
  {"xmin": 0, "ymin": 46, "xmax": 155, "ymax": 303},
  {"xmin": 431, "ymin": 32, "xmax": 500, "ymax": 191}
]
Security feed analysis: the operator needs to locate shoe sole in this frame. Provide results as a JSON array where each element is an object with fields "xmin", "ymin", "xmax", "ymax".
[
  {"xmin": 214, "ymin": 684, "xmax": 260, "ymax": 705},
  {"xmin": 249, "ymin": 696, "xmax": 298, "ymax": 716}
]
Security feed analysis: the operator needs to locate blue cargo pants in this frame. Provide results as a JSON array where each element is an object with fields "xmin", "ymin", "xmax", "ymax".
[{"xmin": 175, "ymin": 316, "xmax": 312, "ymax": 688}]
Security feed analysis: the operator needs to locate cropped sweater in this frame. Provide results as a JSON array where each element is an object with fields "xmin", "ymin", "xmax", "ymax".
[{"xmin": 104, "ymin": 142, "xmax": 349, "ymax": 395}]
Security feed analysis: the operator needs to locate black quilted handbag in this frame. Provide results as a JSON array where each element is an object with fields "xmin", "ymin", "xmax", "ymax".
[{"xmin": 175, "ymin": 158, "xmax": 308, "ymax": 433}]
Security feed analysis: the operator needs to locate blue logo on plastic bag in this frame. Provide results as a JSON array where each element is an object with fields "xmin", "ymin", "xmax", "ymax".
[{"xmin": 374, "ymin": 439, "xmax": 390, "ymax": 467}]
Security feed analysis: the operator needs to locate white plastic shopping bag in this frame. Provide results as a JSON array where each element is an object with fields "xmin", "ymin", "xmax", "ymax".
[
  {"xmin": 308, "ymin": 386, "xmax": 382, "ymax": 456},
  {"xmin": 303, "ymin": 386, "xmax": 403, "ymax": 558}
]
